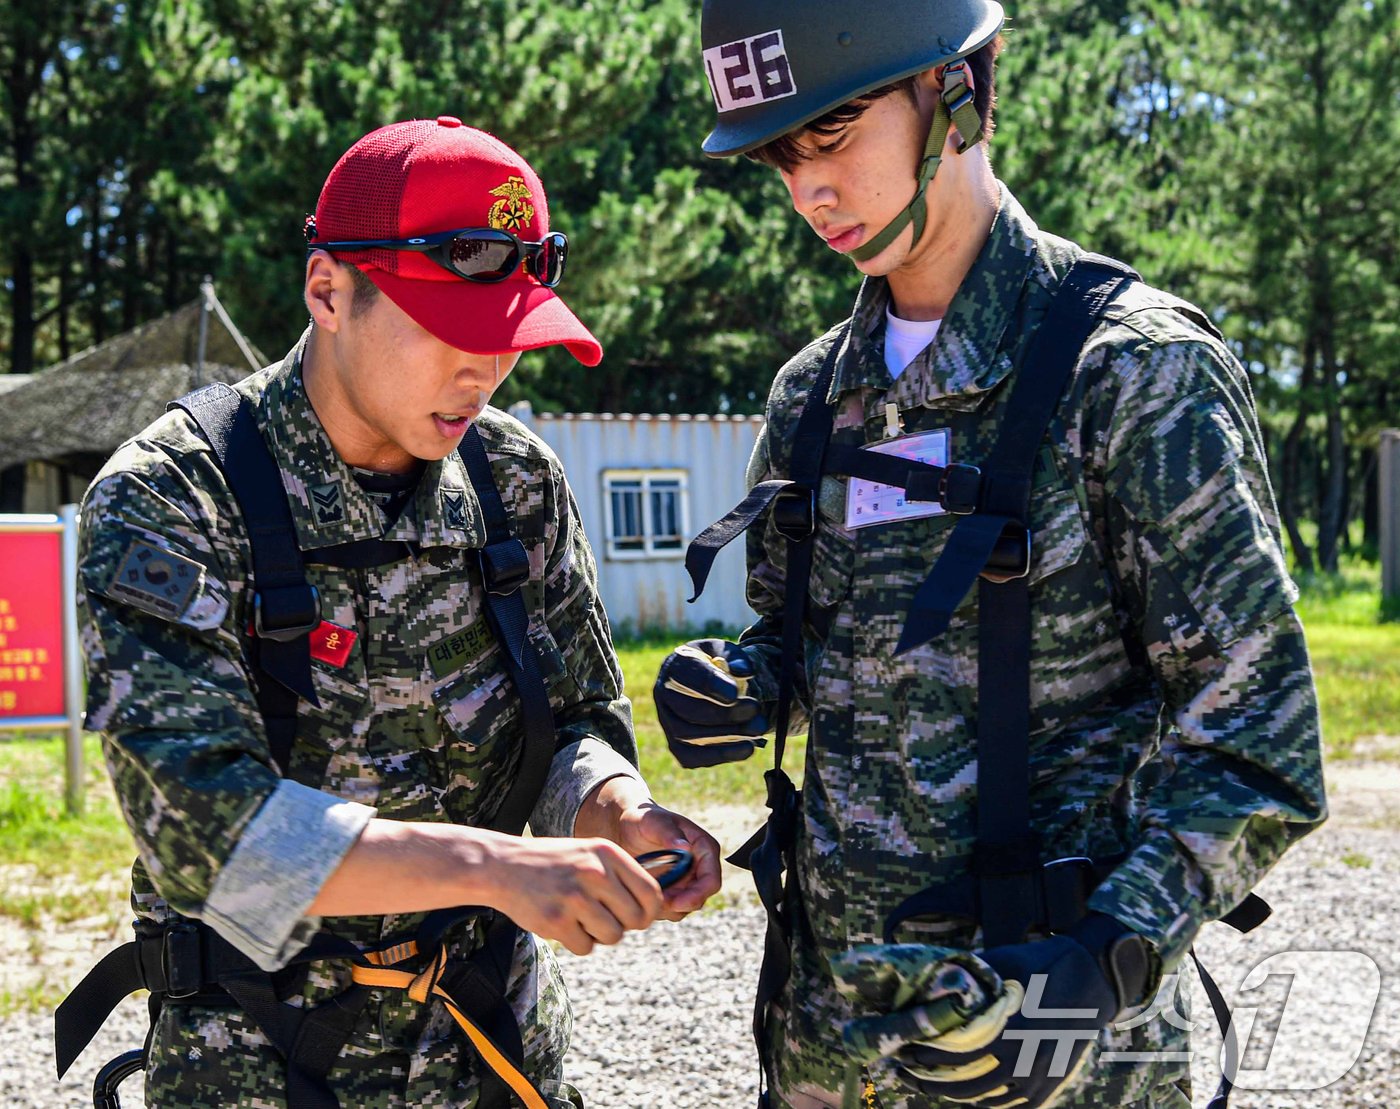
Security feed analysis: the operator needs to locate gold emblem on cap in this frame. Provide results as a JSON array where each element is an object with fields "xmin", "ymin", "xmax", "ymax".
[{"xmin": 488, "ymin": 176, "xmax": 535, "ymax": 232}]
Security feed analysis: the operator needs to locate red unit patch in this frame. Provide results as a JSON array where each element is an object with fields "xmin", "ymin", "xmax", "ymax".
[{"xmin": 309, "ymin": 622, "xmax": 357, "ymax": 668}]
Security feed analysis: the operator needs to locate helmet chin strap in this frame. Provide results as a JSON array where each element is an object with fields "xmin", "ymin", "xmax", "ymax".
[{"xmin": 848, "ymin": 61, "xmax": 984, "ymax": 264}]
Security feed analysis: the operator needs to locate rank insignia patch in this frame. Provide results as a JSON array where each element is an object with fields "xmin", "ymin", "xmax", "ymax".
[
  {"xmin": 110, "ymin": 539, "xmax": 204, "ymax": 620},
  {"xmin": 310, "ymin": 482, "xmax": 344, "ymax": 527},
  {"xmin": 442, "ymin": 491, "xmax": 468, "ymax": 531}
]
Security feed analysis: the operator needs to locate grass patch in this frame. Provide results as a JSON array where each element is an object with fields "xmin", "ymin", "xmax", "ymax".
[
  {"xmin": 0, "ymin": 732, "xmax": 135, "ymax": 887},
  {"xmin": 1339, "ymin": 850, "xmax": 1373, "ymax": 869},
  {"xmin": 1293, "ymin": 560, "xmax": 1400, "ymax": 760}
]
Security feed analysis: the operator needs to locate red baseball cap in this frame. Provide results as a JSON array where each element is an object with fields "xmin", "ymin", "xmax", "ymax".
[{"xmin": 310, "ymin": 116, "xmax": 602, "ymax": 366}]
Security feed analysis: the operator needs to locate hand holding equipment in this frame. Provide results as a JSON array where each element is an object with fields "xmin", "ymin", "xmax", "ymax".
[
  {"xmin": 831, "ymin": 943, "xmax": 1005, "ymax": 1069},
  {"xmin": 893, "ymin": 914, "xmax": 1154, "ymax": 1108}
]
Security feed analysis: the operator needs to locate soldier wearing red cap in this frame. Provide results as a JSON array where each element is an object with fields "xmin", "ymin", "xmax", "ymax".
[{"xmin": 61, "ymin": 118, "xmax": 721, "ymax": 1109}]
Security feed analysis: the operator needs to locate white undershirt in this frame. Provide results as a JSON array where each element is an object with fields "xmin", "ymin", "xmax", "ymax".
[{"xmin": 885, "ymin": 306, "xmax": 943, "ymax": 380}]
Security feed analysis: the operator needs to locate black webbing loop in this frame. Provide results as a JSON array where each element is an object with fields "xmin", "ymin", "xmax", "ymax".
[
  {"xmin": 457, "ymin": 425, "xmax": 561, "ymax": 838},
  {"xmin": 723, "ymin": 327, "xmax": 849, "ymax": 1096},
  {"xmin": 684, "ymin": 479, "xmax": 797, "ymax": 602},
  {"xmin": 1192, "ymin": 949, "xmax": 1240, "ymax": 1109}
]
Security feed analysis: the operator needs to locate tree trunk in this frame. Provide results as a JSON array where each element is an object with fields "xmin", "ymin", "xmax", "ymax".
[
  {"xmin": 87, "ymin": 188, "xmax": 105, "ymax": 344},
  {"xmin": 1280, "ymin": 331, "xmax": 1317, "ymax": 574},
  {"xmin": 1317, "ymin": 380, "xmax": 1346, "ymax": 572},
  {"xmin": 6, "ymin": 69, "xmax": 39, "ymax": 374}
]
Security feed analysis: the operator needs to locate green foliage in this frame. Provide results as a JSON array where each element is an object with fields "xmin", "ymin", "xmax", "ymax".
[{"xmin": 0, "ymin": 732, "xmax": 134, "ymax": 878}]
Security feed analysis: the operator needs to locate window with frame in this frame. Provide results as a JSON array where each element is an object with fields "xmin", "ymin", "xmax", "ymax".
[{"xmin": 603, "ymin": 469, "xmax": 688, "ymax": 559}]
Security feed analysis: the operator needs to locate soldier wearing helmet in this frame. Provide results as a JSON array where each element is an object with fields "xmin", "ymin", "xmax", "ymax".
[{"xmin": 655, "ymin": 4, "xmax": 1326, "ymax": 1108}]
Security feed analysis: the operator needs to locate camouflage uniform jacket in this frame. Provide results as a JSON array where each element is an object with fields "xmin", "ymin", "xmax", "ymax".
[
  {"xmin": 738, "ymin": 186, "xmax": 1327, "ymax": 1109},
  {"xmin": 77, "ymin": 332, "xmax": 640, "ymax": 1107}
]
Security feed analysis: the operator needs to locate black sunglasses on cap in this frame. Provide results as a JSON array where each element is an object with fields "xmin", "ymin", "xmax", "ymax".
[{"xmin": 307, "ymin": 224, "xmax": 568, "ymax": 287}]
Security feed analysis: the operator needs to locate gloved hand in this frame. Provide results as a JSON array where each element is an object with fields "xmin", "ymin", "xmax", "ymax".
[
  {"xmin": 831, "ymin": 944, "xmax": 1008, "ymax": 1068},
  {"xmin": 653, "ymin": 639, "xmax": 767, "ymax": 768},
  {"xmin": 893, "ymin": 914, "xmax": 1154, "ymax": 1109}
]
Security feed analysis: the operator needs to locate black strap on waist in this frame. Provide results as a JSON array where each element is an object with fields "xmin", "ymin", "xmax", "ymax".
[{"xmin": 55, "ymin": 910, "xmax": 532, "ymax": 1109}]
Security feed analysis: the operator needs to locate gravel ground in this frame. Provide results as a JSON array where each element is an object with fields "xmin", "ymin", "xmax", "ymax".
[{"xmin": 5, "ymin": 765, "xmax": 1397, "ymax": 1109}]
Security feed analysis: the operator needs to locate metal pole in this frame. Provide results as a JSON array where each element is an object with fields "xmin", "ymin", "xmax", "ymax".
[
  {"xmin": 60, "ymin": 503, "xmax": 84, "ymax": 816},
  {"xmin": 195, "ymin": 275, "xmax": 213, "ymax": 389},
  {"xmin": 1382, "ymin": 430, "xmax": 1400, "ymax": 605}
]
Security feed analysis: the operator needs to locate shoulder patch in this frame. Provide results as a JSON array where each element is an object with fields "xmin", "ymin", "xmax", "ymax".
[
  {"xmin": 109, "ymin": 539, "xmax": 204, "ymax": 620},
  {"xmin": 309, "ymin": 481, "xmax": 345, "ymax": 527}
]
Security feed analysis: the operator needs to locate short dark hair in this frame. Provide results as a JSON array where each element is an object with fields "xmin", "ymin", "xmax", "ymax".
[
  {"xmin": 343, "ymin": 261, "xmax": 380, "ymax": 318},
  {"xmin": 748, "ymin": 36, "xmax": 1003, "ymax": 173}
]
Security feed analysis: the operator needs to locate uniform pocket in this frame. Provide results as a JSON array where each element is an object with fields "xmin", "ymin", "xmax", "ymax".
[
  {"xmin": 807, "ymin": 476, "xmax": 857, "ymax": 624},
  {"xmin": 431, "ymin": 626, "xmax": 564, "ymax": 824},
  {"xmin": 1027, "ymin": 485, "xmax": 1091, "ymax": 586}
]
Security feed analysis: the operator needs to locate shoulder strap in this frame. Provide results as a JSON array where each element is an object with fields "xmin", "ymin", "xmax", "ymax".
[
  {"xmin": 170, "ymin": 384, "xmax": 322, "ymax": 773},
  {"xmin": 170, "ymin": 384, "xmax": 416, "ymax": 774},
  {"xmin": 457, "ymin": 425, "xmax": 560, "ymax": 837}
]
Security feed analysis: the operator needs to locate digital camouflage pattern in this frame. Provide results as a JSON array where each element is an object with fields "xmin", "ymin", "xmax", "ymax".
[
  {"xmin": 830, "ymin": 944, "xmax": 995, "ymax": 1067},
  {"xmin": 77, "ymin": 332, "xmax": 636, "ymax": 1107},
  {"xmin": 736, "ymin": 185, "xmax": 1326, "ymax": 1109}
]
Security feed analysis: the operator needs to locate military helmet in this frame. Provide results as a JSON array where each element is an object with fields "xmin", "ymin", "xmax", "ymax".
[{"xmin": 701, "ymin": 0, "xmax": 1005, "ymax": 157}]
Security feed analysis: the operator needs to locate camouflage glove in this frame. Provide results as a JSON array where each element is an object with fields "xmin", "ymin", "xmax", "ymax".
[
  {"xmin": 831, "ymin": 944, "xmax": 1008, "ymax": 1069},
  {"xmin": 653, "ymin": 639, "xmax": 768, "ymax": 769},
  {"xmin": 895, "ymin": 915, "xmax": 1154, "ymax": 1109}
]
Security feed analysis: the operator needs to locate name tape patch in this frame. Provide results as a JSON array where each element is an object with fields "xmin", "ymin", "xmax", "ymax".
[
  {"xmin": 427, "ymin": 618, "xmax": 494, "ymax": 681},
  {"xmin": 704, "ymin": 29, "xmax": 797, "ymax": 114}
]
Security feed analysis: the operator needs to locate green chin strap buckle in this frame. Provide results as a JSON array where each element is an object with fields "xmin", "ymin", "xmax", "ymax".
[{"xmin": 848, "ymin": 63, "xmax": 984, "ymax": 264}]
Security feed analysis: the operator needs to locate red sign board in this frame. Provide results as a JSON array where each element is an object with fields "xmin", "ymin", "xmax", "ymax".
[{"xmin": 0, "ymin": 530, "xmax": 65, "ymax": 719}]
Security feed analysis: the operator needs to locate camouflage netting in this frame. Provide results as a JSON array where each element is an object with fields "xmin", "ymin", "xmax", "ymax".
[{"xmin": 0, "ymin": 296, "xmax": 265, "ymax": 472}]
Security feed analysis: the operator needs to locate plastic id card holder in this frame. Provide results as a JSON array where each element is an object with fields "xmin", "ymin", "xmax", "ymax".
[{"xmin": 844, "ymin": 427, "xmax": 950, "ymax": 530}]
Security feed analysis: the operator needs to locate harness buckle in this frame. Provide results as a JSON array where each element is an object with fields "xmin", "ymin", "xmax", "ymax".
[
  {"xmin": 479, "ymin": 538, "xmax": 530, "ymax": 596},
  {"xmin": 253, "ymin": 585, "xmax": 321, "ymax": 642},
  {"xmin": 771, "ymin": 487, "xmax": 816, "ymax": 543},
  {"xmin": 938, "ymin": 463, "xmax": 983, "ymax": 515},
  {"xmin": 161, "ymin": 923, "xmax": 204, "ymax": 999},
  {"xmin": 982, "ymin": 524, "xmax": 1032, "ymax": 583},
  {"xmin": 1041, "ymin": 857, "xmax": 1098, "ymax": 933}
]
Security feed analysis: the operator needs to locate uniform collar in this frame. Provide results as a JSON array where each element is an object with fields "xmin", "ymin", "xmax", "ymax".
[
  {"xmin": 829, "ymin": 182, "xmax": 1041, "ymax": 412},
  {"xmin": 258, "ymin": 330, "xmax": 486, "ymax": 552}
]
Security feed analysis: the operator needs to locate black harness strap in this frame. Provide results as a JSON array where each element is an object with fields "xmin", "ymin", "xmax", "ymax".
[
  {"xmin": 458, "ymin": 424, "xmax": 561, "ymax": 837},
  {"xmin": 171, "ymin": 384, "xmax": 324, "ymax": 773},
  {"xmin": 965, "ymin": 257, "xmax": 1139, "ymax": 947}
]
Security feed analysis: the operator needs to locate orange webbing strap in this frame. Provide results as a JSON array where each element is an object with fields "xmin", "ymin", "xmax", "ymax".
[{"xmin": 351, "ymin": 947, "xmax": 548, "ymax": 1109}]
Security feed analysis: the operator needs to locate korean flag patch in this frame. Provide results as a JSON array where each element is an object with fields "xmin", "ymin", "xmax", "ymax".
[{"xmin": 109, "ymin": 539, "xmax": 204, "ymax": 621}]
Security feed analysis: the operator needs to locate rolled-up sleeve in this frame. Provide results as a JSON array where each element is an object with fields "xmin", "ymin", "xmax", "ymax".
[{"xmin": 79, "ymin": 466, "xmax": 372, "ymax": 969}]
